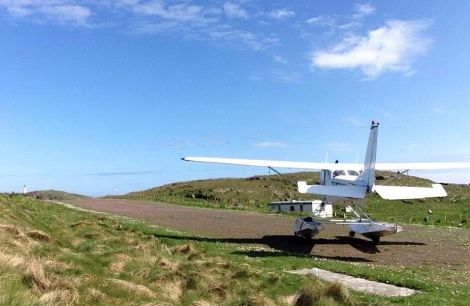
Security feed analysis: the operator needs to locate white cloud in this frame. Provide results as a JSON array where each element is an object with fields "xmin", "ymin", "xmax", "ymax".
[
  {"xmin": 208, "ymin": 27, "xmax": 262, "ymax": 50},
  {"xmin": 311, "ymin": 20, "xmax": 432, "ymax": 78},
  {"xmin": 269, "ymin": 9, "xmax": 295, "ymax": 19},
  {"xmin": 326, "ymin": 141, "xmax": 354, "ymax": 152},
  {"xmin": 223, "ymin": 2, "xmax": 249, "ymax": 19},
  {"xmin": 0, "ymin": 1, "xmax": 275, "ymax": 51},
  {"xmin": 133, "ymin": 1, "xmax": 209, "ymax": 23},
  {"xmin": 353, "ymin": 3, "xmax": 375, "ymax": 18},
  {"xmin": 273, "ymin": 55, "xmax": 287, "ymax": 64},
  {"xmin": 306, "ymin": 15, "xmax": 359, "ymax": 31},
  {"xmin": 253, "ymin": 141, "xmax": 288, "ymax": 148},
  {"xmin": 432, "ymin": 107, "xmax": 444, "ymax": 114},
  {"xmin": 0, "ymin": 0, "xmax": 91, "ymax": 25},
  {"xmin": 247, "ymin": 70, "xmax": 300, "ymax": 83},
  {"xmin": 305, "ymin": 15, "xmax": 336, "ymax": 27},
  {"xmin": 40, "ymin": 4, "xmax": 91, "ymax": 25}
]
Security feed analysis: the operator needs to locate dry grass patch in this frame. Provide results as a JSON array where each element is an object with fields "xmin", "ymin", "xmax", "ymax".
[
  {"xmin": 282, "ymin": 294, "xmax": 297, "ymax": 305},
  {"xmin": 38, "ymin": 289, "xmax": 78, "ymax": 306},
  {"xmin": 159, "ymin": 243, "xmax": 172, "ymax": 255},
  {"xmin": 108, "ymin": 278, "xmax": 156, "ymax": 298},
  {"xmin": 172, "ymin": 243, "xmax": 205, "ymax": 262},
  {"xmin": 48, "ymin": 275, "xmax": 80, "ymax": 293},
  {"xmin": 172, "ymin": 243, "xmax": 195, "ymax": 255},
  {"xmin": 0, "ymin": 224, "xmax": 23, "ymax": 236},
  {"xmin": 44, "ymin": 260, "xmax": 72, "ymax": 271},
  {"xmin": 70, "ymin": 220, "xmax": 95, "ymax": 228},
  {"xmin": 231, "ymin": 263, "xmax": 253, "ymax": 280},
  {"xmin": 323, "ymin": 283, "xmax": 355, "ymax": 306},
  {"xmin": 193, "ymin": 301, "xmax": 217, "ymax": 306},
  {"xmin": 207, "ymin": 284, "xmax": 228, "ymax": 300},
  {"xmin": 294, "ymin": 283, "xmax": 356, "ymax": 306},
  {"xmin": 26, "ymin": 230, "xmax": 51, "ymax": 242},
  {"xmin": 159, "ymin": 257, "xmax": 177, "ymax": 270},
  {"xmin": 108, "ymin": 253, "xmax": 130, "ymax": 274},
  {"xmin": 86, "ymin": 288, "xmax": 107, "ymax": 300},
  {"xmin": 0, "ymin": 224, "xmax": 30, "ymax": 245},
  {"xmin": 245, "ymin": 293, "xmax": 276, "ymax": 306},
  {"xmin": 0, "ymin": 251, "xmax": 25, "ymax": 267},
  {"xmin": 87, "ymin": 288, "xmax": 106, "ymax": 298},
  {"xmin": 24, "ymin": 259, "xmax": 50, "ymax": 292},
  {"xmin": 158, "ymin": 279, "xmax": 183, "ymax": 301}
]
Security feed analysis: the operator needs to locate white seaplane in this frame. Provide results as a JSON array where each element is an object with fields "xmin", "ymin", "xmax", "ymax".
[{"xmin": 183, "ymin": 121, "xmax": 470, "ymax": 244}]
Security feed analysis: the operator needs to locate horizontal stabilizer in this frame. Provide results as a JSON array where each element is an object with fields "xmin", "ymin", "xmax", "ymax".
[
  {"xmin": 373, "ymin": 184, "xmax": 447, "ymax": 200},
  {"xmin": 297, "ymin": 181, "xmax": 367, "ymax": 199}
]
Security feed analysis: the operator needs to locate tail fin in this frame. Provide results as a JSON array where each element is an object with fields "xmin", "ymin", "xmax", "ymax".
[{"xmin": 359, "ymin": 121, "xmax": 379, "ymax": 191}]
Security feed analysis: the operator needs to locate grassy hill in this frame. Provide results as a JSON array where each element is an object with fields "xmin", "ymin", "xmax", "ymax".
[
  {"xmin": 115, "ymin": 171, "xmax": 470, "ymax": 228},
  {"xmin": 121, "ymin": 172, "xmax": 319, "ymax": 210},
  {"xmin": 26, "ymin": 190, "xmax": 88, "ymax": 201}
]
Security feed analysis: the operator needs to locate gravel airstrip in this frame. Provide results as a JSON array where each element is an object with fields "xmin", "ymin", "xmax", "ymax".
[{"xmin": 65, "ymin": 198, "xmax": 470, "ymax": 270}]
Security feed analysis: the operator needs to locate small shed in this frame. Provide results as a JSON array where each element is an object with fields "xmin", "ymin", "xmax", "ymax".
[{"xmin": 268, "ymin": 200, "xmax": 333, "ymax": 218}]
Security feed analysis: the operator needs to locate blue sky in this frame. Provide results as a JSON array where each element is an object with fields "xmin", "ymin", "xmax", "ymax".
[{"xmin": 0, "ymin": 1, "xmax": 469, "ymax": 196}]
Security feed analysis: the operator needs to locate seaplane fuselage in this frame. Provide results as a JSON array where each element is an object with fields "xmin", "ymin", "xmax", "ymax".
[{"xmin": 330, "ymin": 169, "xmax": 361, "ymax": 185}]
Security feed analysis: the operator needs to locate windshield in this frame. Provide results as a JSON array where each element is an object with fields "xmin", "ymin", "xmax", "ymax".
[
  {"xmin": 333, "ymin": 170, "xmax": 346, "ymax": 177},
  {"xmin": 347, "ymin": 170, "xmax": 360, "ymax": 176}
]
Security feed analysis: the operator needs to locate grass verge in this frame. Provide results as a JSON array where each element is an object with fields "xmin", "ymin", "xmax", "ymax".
[{"xmin": 1, "ymin": 194, "xmax": 468, "ymax": 305}]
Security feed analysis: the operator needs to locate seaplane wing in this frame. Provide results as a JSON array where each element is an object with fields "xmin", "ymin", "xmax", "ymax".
[
  {"xmin": 375, "ymin": 162, "xmax": 470, "ymax": 171},
  {"xmin": 183, "ymin": 122, "xmax": 469, "ymax": 201},
  {"xmin": 183, "ymin": 158, "xmax": 470, "ymax": 172},
  {"xmin": 182, "ymin": 156, "xmax": 361, "ymax": 171}
]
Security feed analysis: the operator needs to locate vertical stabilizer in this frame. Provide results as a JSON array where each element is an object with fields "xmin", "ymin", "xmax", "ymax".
[{"xmin": 359, "ymin": 121, "xmax": 379, "ymax": 191}]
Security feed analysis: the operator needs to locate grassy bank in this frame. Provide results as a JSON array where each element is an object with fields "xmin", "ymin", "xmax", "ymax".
[{"xmin": 0, "ymin": 194, "xmax": 359, "ymax": 305}]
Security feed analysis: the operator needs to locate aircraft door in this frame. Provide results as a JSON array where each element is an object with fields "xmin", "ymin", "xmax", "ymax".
[{"xmin": 320, "ymin": 170, "xmax": 332, "ymax": 186}]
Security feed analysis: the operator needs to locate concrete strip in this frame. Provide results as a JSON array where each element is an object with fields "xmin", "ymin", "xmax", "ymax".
[{"xmin": 289, "ymin": 268, "xmax": 417, "ymax": 297}]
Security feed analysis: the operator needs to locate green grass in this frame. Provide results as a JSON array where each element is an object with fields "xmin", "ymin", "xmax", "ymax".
[{"xmin": 1, "ymin": 193, "xmax": 469, "ymax": 305}]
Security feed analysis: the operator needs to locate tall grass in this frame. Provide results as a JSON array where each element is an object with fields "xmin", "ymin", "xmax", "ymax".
[
  {"xmin": 0, "ymin": 194, "xmax": 359, "ymax": 305},
  {"xmin": 2, "ymin": 193, "xmax": 469, "ymax": 305}
]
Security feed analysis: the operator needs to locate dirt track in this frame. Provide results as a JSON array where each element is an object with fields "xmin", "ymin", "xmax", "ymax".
[{"xmin": 66, "ymin": 198, "xmax": 470, "ymax": 270}]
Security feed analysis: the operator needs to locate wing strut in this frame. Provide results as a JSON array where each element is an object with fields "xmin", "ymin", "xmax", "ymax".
[{"xmin": 268, "ymin": 167, "xmax": 298, "ymax": 186}]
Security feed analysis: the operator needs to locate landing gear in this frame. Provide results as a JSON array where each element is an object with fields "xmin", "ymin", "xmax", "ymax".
[
  {"xmin": 293, "ymin": 217, "xmax": 323, "ymax": 239},
  {"xmin": 346, "ymin": 204, "xmax": 401, "ymax": 244},
  {"xmin": 294, "ymin": 231, "xmax": 313, "ymax": 240},
  {"xmin": 372, "ymin": 237, "xmax": 380, "ymax": 245}
]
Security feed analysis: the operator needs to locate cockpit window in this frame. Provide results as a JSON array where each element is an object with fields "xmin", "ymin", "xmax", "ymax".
[
  {"xmin": 347, "ymin": 170, "xmax": 359, "ymax": 176},
  {"xmin": 333, "ymin": 170, "xmax": 345, "ymax": 177}
]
